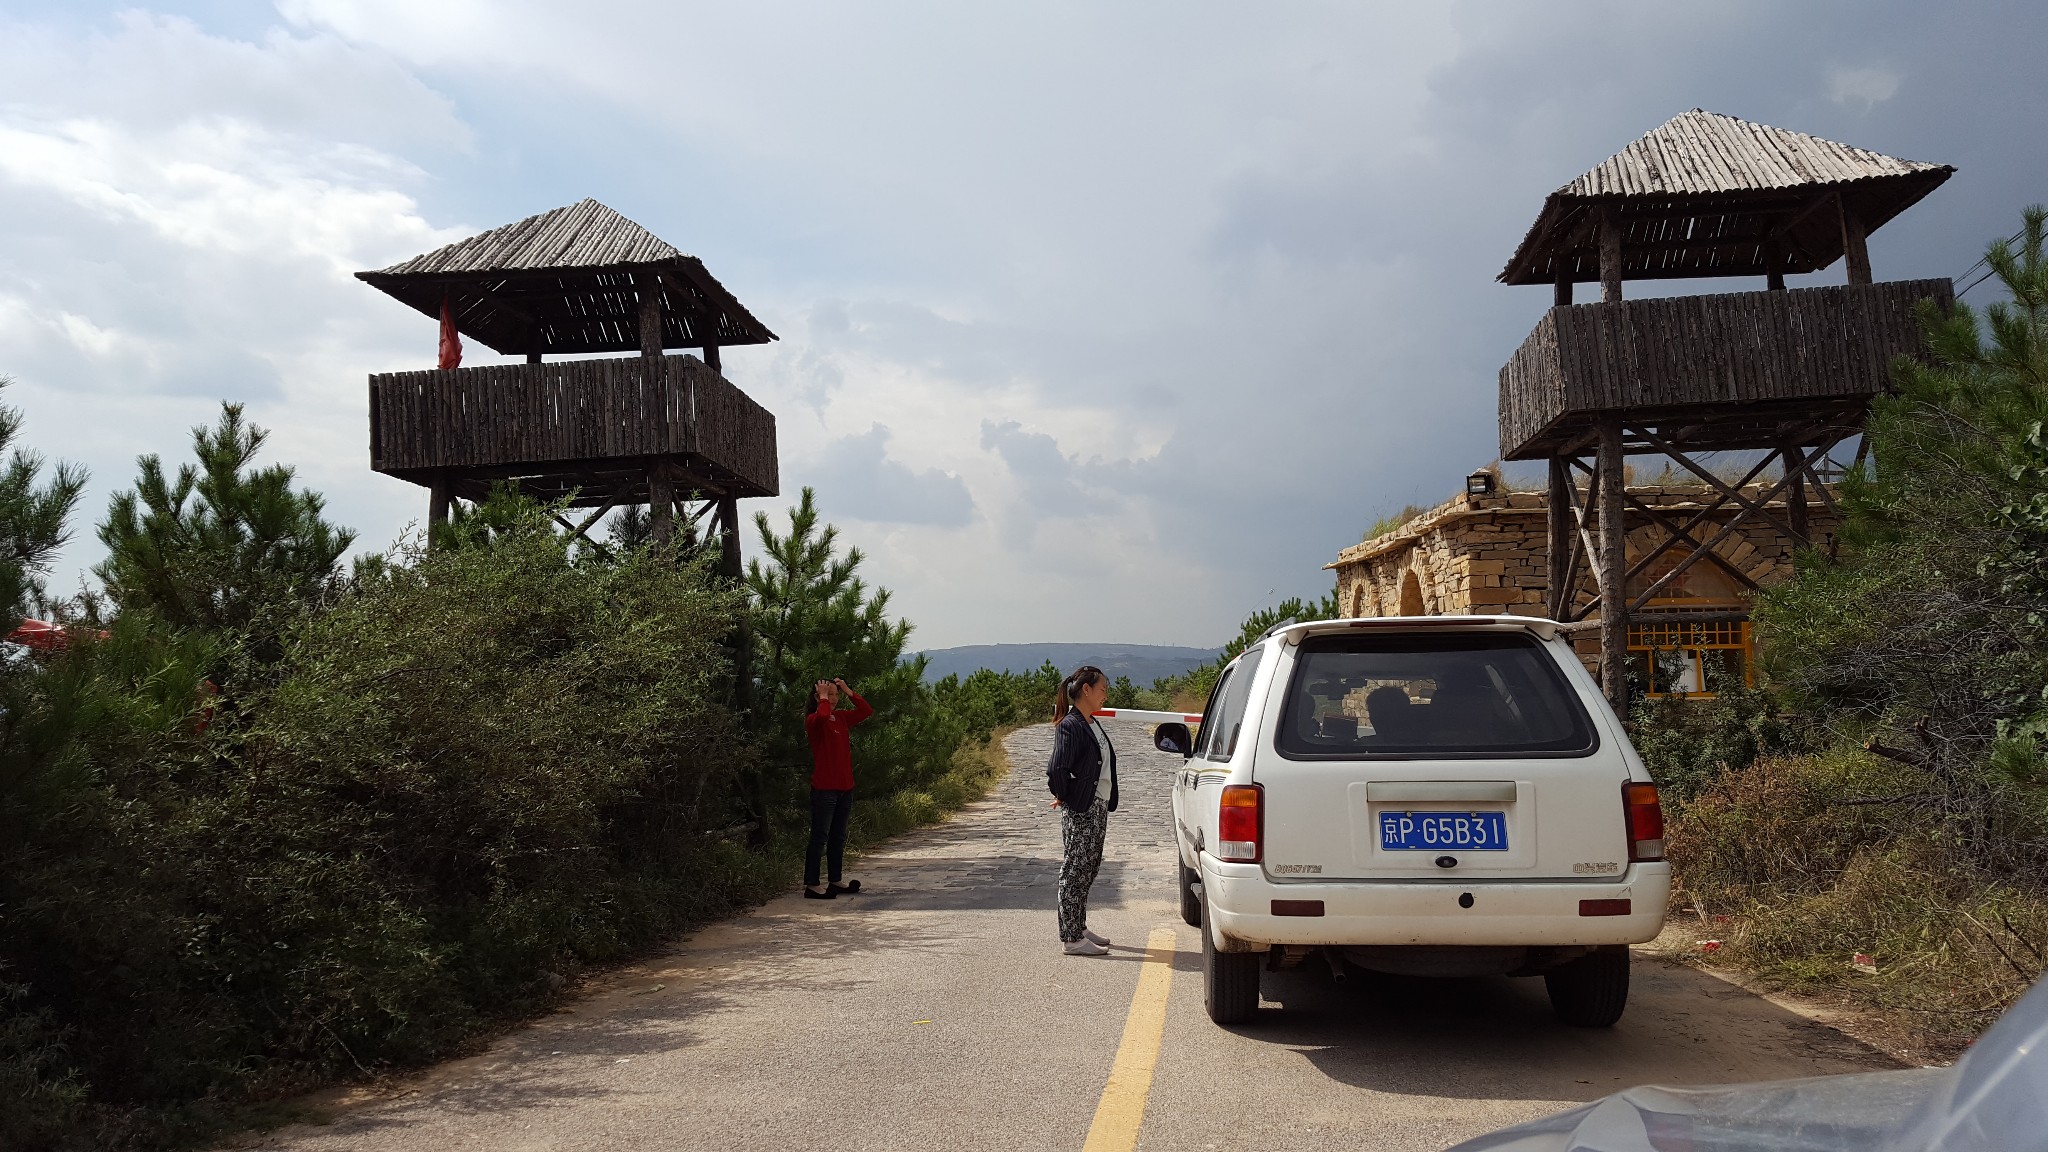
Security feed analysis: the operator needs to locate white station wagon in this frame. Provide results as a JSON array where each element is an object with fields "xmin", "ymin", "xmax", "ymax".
[{"xmin": 1154, "ymin": 616, "xmax": 1671, "ymax": 1027}]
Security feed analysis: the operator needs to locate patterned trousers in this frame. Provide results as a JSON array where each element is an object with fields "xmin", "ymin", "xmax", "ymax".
[{"xmin": 1058, "ymin": 796, "xmax": 1110, "ymax": 942}]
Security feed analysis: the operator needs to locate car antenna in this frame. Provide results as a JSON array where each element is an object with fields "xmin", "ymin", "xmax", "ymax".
[{"xmin": 1256, "ymin": 616, "xmax": 1300, "ymax": 642}]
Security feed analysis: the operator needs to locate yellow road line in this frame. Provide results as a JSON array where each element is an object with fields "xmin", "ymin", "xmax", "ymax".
[{"xmin": 1082, "ymin": 927, "xmax": 1179, "ymax": 1152}]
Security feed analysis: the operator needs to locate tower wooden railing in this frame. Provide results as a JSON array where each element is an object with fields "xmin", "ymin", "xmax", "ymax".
[
  {"xmin": 1498, "ymin": 278, "xmax": 1952, "ymax": 461},
  {"xmin": 369, "ymin": 354, "xmax": 777, "ymax": 499}
]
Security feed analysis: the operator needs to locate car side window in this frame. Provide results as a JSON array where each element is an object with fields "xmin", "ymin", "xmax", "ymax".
[
  {"xmin": 1205, "ymin": 649, "xmax": 1265, "ymax": 762},
  {"xmin": 1193, "ymin": 667, "xmax": 1234, "ymax": 759}
]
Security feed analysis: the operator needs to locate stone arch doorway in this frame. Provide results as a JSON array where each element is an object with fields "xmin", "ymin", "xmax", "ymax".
[{"xmin": 1399, "ymin": 571, "xmax": 1425, "ymax": 616}]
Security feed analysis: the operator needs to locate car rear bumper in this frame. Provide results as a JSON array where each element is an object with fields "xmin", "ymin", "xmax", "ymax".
[{"xmin": 1201, "ymin": 859, "xmax": 1671, "ymax": 947}]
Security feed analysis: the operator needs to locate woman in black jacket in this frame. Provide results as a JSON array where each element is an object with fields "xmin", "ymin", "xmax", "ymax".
[{"xmin": 1046, "ymin": 665, "xmax": 1117, "ymax": 956}]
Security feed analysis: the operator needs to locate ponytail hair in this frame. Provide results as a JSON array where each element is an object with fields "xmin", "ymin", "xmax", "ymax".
[{"xmin": 1053, "ymin": 665, "xmax": 1107, "ymax": 722}]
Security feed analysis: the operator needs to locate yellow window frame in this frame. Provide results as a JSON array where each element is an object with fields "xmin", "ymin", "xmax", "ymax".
[{"xmin": 1625, "ymin": 617, "xmax": 1753, "ymax": 699}]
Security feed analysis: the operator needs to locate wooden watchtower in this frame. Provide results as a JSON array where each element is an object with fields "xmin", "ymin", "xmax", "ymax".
[
  {"xmin": 1495, "ymin": 110, "xmax": 1954, "ymax": 706},
  {"xmin": 357, "ymin": 199, "xmax": 778, "ymax": 567}
]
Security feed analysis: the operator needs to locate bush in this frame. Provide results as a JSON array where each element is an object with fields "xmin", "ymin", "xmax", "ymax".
[
  {"xmin": 1629, "ymin": 686, "xmax": 1813, "ymax": 804},
  {"xmin": 1, "ymin": 505, "xmax": 772, "ymax": 1146},
  {"xmin": 1670, "ymin": 750, "xmax": 2048, "ymax": 1050}
]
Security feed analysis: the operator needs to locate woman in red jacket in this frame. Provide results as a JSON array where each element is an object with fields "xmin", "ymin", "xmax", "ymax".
[{"xmin": 803, "ymin": 677, "xmax": 873, "ymax": 899}]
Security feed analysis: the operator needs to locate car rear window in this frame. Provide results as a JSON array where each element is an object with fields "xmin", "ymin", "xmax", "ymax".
[{"xmin": 1276, "ymin": 632, "xmax": 1597, "ymax": 759}]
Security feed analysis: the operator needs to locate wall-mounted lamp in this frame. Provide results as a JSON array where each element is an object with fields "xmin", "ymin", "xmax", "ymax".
[{"xmin": 1466, "ymin": 470, "xmax": 1497, "ymax": 497}]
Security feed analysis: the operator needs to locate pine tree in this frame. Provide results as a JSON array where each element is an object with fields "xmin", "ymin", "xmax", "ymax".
[
  {"xmin": 742, "ymin": 488, "xmax": 918, "ymax": 825},
  {"xmin": 96, "ymin": 403, "xmax": 353, "ymax": 644},
  {"xmin": 1757, "ymin": 206, "xmax": 2048, "ymax": 846},
  {"xmin": 0, "ymin": 377, "xmax": 86, "ymax": 631}
]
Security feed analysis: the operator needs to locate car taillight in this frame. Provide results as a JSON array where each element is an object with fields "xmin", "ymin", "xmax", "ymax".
[
  {"xmin": 1623, "ymin": 781, "xmax": 1664, "ymax": 863},
  {"xmin": 1217, "ymin": 784, "xmax": 1263, "ymax": 863}
]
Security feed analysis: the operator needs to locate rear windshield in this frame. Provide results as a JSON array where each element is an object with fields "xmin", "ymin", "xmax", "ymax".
[{"xmin": 1276, "ymin": 632, "xmax": 1597, "ymax": 759}]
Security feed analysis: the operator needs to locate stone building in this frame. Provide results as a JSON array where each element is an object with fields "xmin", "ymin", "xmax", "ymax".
[{"xmin": 1326, "ymin": 480, "xmax": 1838, "ymax": 699}]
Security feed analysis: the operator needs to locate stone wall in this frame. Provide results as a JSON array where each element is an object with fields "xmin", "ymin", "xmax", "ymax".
[{"xmin": 1328, "ymin": 484, "xmax": 1840, "ymax": 622}]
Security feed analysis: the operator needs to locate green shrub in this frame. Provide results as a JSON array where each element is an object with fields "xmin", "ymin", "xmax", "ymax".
[
  {"xmin": 1628, "ymin": 686, "xmax": 1813, "ymax": 804},
  {"xmin": 1, "ymin": 505, "xmax": 768, "ymax": 1146}
]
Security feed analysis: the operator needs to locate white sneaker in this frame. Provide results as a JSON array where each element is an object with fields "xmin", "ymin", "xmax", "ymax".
[
  {"xmin": 1083, "ymin": 929, "xmax": 1110, "ymax": 947},
  {"xmin": 1063, "ymin": 938, "xmax": 1109, "ymax": 956}
]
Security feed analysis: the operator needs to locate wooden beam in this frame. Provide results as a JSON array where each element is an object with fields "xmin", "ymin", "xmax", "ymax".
[
  {"xmin": 1609, "ymin": 440, "xmax": 1781, "ymax": 584},
  {"xmin": 1599, "ymin": 210, "xmax": 1624, "ymax": 304},
  {"xmin": 1554, "ymin": 210, "xmax": 1603, "ymax": 272},
  {"xmin": 717, "ymin": 495, "xmax": 742, "ymax": 581},
  {"xmin": 1618, "ymin": 490, "xmax": 1763, "ymax": 593},
  {"xmin": 1553, "ymin": 269, "xmax": 1573, "ymax": 308},
  {"xmin": 1839, "ymin": 195, "xmax": 1873, "ymax": 285},
  {"xmin": 1766, "ymin": 190, "xmax": 1843, "ymax": 243},
  {"xmin": 637, "ymin": 271, "xmax": 665, "ymax": 358},
  {"xmin": 551, "ymin": 513, "xmax": 615, "ymax": 562},
  {"xmin": 1596, "ymin": 419, "xmax": 1627, "ymax": 706},
  {"xmin": 1546, "ymin": 458, "xmax": 1573, "ymax": 619},
  {"xmin": 427, "ymin": 481, "xmax": 451, "ymax": 548},
  {"xmin": 1558, "ymin": 609, "xmax": 1752, "ymax": 636},
  {"xmin": 1782, "ymin": 444, "xmax": 1809, "ymax": 545},
  {"xmin": 1564, "ymin": 457, "xmax": 1603, "ymax": 622},
  {"xmin": 715, "ymin": 495, "xmax": 755, "ymax": 717},
  {"xmin": 656, "ymin": 268, "xmax": 726, "ymax": 353},
  {"xmin": 1764, "ymin": 238, "xmax": 1786, "ymax": 291},
  {"xmin": 1627, "ymin": 441, "xmax": 1835, "ymax": 609},
  {"xmin": 648, "ymin": 467, "xmax": 675, "ymax": 545},
  {"xmin": 1632, "ymin": 428, "xmax": 1788, "ymax": 526},
  {"xmin": 571, "ymin": 487, "xmax": 628, "ymax": 540}
]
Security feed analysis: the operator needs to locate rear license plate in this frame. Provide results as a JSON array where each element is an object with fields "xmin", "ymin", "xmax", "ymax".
[{"xmin": 1378, "ymin": 810, "xmax": 1509, "ymax": 851}]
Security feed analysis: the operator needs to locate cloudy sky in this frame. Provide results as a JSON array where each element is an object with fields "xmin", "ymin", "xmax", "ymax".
[{"xmin": 2, "ymin": 2, "xmax": 2042, "ymax": 649}]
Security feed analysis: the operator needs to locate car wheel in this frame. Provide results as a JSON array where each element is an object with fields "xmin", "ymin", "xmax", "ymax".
[
  {"xmin": 1202, "ymin": 890, "xmax": 1261, "ymax": 1025},
  {"xmin": 1545, "ymin": 945, "xmax": 1630, "ymax": 1027},
  {"xmin": 1179, "ymin": 862, "xmax": 1202, "ymax": 927}
]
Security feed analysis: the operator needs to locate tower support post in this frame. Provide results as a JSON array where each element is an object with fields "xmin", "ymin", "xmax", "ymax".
[
  {"xmin": 718, "ymin": 495, "xmax": 753, "ymax": 714},
  {"xmin": 649, "ymin": 468, "xmax": 675, "ymax": 546},
  {"xmin": 1596, "ymin": 419, "xmax": 1629, "ymax": 709},
  {"xmin": 1599, "ymin": 211, "xmax": 1625, "ymax": 303},
  {"xmin": 1546, "ymin": 457, "xmax": 1574, "ymax": 620},
  {"xmin": 427, "ymin": 481, "xmax": 451, "ymax": 548},
  {"xmin": 1839, "ymin": 197, "xmax": 1873, "ymax": 285}
]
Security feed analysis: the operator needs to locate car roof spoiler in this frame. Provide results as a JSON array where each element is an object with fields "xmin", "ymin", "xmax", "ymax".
[{"xmin": 1269, "ymin": 615, "xmax": 1565, "ymax": 646}]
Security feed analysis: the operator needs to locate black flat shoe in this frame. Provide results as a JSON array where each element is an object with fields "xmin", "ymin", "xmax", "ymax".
[
  {"xmin": 828, "ymin": 880, "xmax": 862, "ymax": 895},
  {"xmin": 803, "ymin": 887, "xmax": 836, "ymax": 900}
]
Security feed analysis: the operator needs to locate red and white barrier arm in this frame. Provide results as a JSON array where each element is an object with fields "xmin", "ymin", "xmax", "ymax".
[{"xmin": 1092, "ymin": 708, "xmax": 1203, "ymax": 725}]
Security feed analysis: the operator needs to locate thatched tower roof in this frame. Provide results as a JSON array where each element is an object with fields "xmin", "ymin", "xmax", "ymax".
[
  {"xmin": 1499, "ymin": 110, "xmax": 1952, "ymax": 286},
  {"xmin": 357, "ymin": 199, "xmax": 777, "ymax": 356}
]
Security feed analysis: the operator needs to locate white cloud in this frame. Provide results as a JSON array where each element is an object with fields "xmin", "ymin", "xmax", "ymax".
[
  {"xmin": 1828, "ymin": 66, "xmax": 1902, "ymax": 110},
  {"xmin": 0, "ymin": 11, "xmax": 473, "ymax": 587},
  {"xmin": 803, "ymin": 425, "xmax": 975, "ymax": 528},
  {"xmin": 1, "ymin": 2, "xmax": 2034, "ymax": 650}
]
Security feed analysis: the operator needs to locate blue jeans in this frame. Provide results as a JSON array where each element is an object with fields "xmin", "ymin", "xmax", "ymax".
[{"xmin": 806, "ymin": 788, "xmax": 854, "ymax": 886}]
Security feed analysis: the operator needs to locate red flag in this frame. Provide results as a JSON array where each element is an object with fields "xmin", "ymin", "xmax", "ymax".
[{"xmin": 438, "ymin": 295, "xmax": 462, "ymax": 370}]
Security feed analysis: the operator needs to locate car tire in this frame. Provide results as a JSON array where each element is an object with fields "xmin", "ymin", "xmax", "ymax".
[
  {"xmin": 1545, "ymin": 945, "xmax": 1630, "ymax": 1027},
  {"xmin": 1202, "ymin": 890, "xmax": 1261, "ymax": 1025},
  {"xmin": 1179, "ymin": 862, "xmax": 1202, "ymax": 927}
]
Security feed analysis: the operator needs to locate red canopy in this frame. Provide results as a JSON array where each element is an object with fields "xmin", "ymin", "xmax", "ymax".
[{"xmin": 5, "ymin": 619, "xmax": 68, "ymax": 651}]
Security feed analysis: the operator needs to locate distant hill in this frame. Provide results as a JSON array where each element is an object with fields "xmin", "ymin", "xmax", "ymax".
[{"xmin": 913, "ymin": 643, "xmax": 1222, "ymax": 686}]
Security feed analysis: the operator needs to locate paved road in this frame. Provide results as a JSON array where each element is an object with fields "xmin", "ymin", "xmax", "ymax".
[{"xmin": 248, "ymin": 721, "xmax": 1900, "ymax": 1152}]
